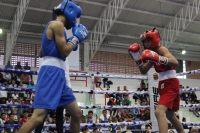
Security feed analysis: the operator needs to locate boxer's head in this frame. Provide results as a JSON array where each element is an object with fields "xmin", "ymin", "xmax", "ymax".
[
  {"xmin": 140, "ymin": 28, "xmax": 160, "ymax": 49},
  {"xmin": 54, "ymin": 0, "xmax": 82, "ymax": 29}
]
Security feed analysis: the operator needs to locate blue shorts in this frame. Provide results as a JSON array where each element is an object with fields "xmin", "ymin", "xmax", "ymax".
[{"xmin": 34, "ymin": 66, "xmax": 76, "ymax": 110}]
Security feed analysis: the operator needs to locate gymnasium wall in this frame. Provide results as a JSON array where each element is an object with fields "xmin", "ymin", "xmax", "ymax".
[{"xmin": 186, "ymin": 61, "xmax": 200, "ymax": 79}]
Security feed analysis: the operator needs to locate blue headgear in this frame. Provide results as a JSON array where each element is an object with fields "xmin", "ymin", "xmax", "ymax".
[{"xmin": 55, "ymin": 0, "xmax": 82, "ymax": 29}]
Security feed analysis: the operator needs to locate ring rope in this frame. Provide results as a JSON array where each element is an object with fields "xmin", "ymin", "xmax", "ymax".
[
  {"xmin": 0, "ymin": 121, "xmax": 199, "ymax": 129},
  {"xmin": 0, "ymin": 86, "xmax": 149, "ymax": 95},
  {"xmin": 0, "ymin": 104, "xmax": 199, "ymax": 109},
  {"xmin": 0, "ymin": 121, "xmax": 151, "ymax": 128},
  {"xmin": 0, "ymin": 68, "xmax": 200, "ymax": 77},
  {"xmin": 0, "ymin": 104, "xmax": 150, "ymax": 109},
  {"xmin": 0, "ymin": 68, "xmax": 148, "ymax": 79},
  {"xmin": 176, "ymin": 69, "xmax": 200, "ymax": 76},
  {"xmin": 0, "ymin": 87, "xmax": 199, "ymax": 94}
]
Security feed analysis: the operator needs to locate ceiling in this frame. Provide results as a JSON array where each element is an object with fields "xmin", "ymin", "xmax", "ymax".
[{"xmin": 0, "ymin": 0, "xmax": 200, "ymax": 62}]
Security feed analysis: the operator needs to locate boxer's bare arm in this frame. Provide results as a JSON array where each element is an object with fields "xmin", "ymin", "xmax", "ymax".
[
  {"xmin": 47, "ymin": 21, "xmax": 73, "ymax": 58},
  {"xmin": 139, "ymin": 61, "xmax": 153, "ymax": 74},
  {"xmin": 158, "ymin": 47, "xmax": 179, "ymax": 67}
]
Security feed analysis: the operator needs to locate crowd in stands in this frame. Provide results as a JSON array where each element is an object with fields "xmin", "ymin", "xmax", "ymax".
[
  {"xmin": 0, "ymin": 67, "xmax": 200, "ymax": 132},
  {"xmin": 180, "ymin": 85, "xmax": 200, "ymax": 117}
]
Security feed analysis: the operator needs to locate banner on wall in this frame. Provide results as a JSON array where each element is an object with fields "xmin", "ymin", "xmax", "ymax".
[
  {"xmin": 39, "ymin": 18, "xmax": 80, "ymax": 70},
  {"xmin": 147, "ymin": 68, "xmax": 159, "ymax": 132}
]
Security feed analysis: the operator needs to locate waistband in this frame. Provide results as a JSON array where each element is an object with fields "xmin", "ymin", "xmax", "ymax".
[
  {"xmin": 159, "ymin": 70, "xmax": 176, "ymax": 81},
  {"xmin": 40, "ymin": 56, "xmax": 66, "ymax": 70}
]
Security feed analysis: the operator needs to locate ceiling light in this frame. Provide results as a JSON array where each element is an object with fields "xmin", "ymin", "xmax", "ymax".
[
  {"xmin": 0, "ymin": 29, "xmax": 2, "ymax": 34},
  {"xmin": 182, "ymin": 50, "xmax": 186, "ymax": 54}
]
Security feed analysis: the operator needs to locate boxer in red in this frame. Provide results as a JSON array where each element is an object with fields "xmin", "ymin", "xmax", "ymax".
[{"xmin": 128, "ymin": 28, "xmax": 185, "ymax": 133}]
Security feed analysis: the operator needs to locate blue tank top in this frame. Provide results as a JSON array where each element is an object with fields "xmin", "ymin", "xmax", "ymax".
[
  {"xmin": 87, "ymin": 118, "xmax": 93, "ymax": 123},
  {"xmin": 101, "ymin": 117, "xmax": 109, "ymax": 123},
  {"xmin": 41, "ymin": 21, "xmax": 67, "ymax": 61}
]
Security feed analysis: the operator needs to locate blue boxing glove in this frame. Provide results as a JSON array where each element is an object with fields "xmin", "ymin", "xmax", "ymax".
[
  {"xmin": 73, "ymin": 45, "xmax": 78, "ymax": 51},
  {"xmin": 68, "ymin": 24, "xmax": 89, "ymax": 49}
]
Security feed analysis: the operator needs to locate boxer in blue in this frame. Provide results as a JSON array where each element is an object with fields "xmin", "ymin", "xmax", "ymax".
[{"xmin": 18, "ymin": 0, "xmax": 89, "ymax": 133}]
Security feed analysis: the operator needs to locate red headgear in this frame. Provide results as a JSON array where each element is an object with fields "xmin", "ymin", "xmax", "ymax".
[{"xmin": 140, "ymin": 28, "xmax": 160, "ymax": 49}]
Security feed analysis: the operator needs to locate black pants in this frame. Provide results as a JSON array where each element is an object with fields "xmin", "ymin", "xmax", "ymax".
[{"xmin": 35, "ymin": 106, "xmax": 64, "ymax": 133}]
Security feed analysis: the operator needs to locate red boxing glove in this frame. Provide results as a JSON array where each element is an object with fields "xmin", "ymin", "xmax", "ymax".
[
  {"xmin": 128, "ymin": 43, "xmax": 143, "ymax": 66},
  {"xmin": 141, "ymin": 50, "xmax": 168, "ymax": 65}
]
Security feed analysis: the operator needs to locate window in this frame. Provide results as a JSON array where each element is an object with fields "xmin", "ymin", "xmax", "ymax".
[{"xmin": 11, "ymin": 43, "xmax": 40, "ymax": 67}]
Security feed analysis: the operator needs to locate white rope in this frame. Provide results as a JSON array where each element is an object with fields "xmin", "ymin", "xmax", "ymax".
[
  {"xmin": 176, "ymin": 69, "xmax": 200, "ymax": 76},
  {"xmin": 0, "ymin": 121, "xmax": 151, "ymax": 128},
  {"xmin": 0, "ymin": 104, "xmax": 150, "ymax": 109},
  {"xmin": 69, "ymin": 73, "xmax": 148, "ymax": 79}
]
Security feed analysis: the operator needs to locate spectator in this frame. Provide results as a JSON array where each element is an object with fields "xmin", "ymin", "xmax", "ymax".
[
  {"xmin": 19, "ymin": 110, "xmax": 30, "ymax": 124},
  {"xmin": 24, "ymin": 91, "xmax": 30, "ymax": 100},
  {"xmin": 191, "ymin": 91, "xmax": 198, "ymax": 103},
  {"xmin": 0, "ymin": 72, "xmax": 6, "ymax": 84},
  {"xmin": 30, "ymin": 92, "xmax": 35, "ymax": 99},
  {"xmin": 0, "ymin": 113, "xmax": 6, "ymax": 124},
  {"xmin": 29, "ymin": 97, "xmax": 34, "ymax": 105},
  {"xmin": 4, "ymin": 61, "xmax": 13, "ymax": 69},
  {"xmin": 189, "ymin": 127, "xmax": 199, "ymax": 133},
  {"xmin": 6, "ymin": 97, "xmax": 13, "ymax": 104},
  {"xmin": 15, "ymin": 61, "xmax": 22, "ymax": 77},
  {"xmin": 3, "ymin": 72, "xmax": 11, "ymax": 84},
  {"xmin": 140, "ymin": 80, "xmax": 146, "ymax": 91},
  {"xmin": 81, "ymin": 110, "xmax": 86, "ymax": 123},
  {"xmin": 28, "ymin": 80, "xmax": 36, "ymax": 88},
  {"xmin": 130, "ymin": 114, "xmax": 142, "ymax": 130},
  {"xmin": 140, "ymin": 101, "xmax": 146, "ymax": 116},
  {"xmin": 2, "ymin": 81, "xmax": 9, "ymax": 87},
  {"xmin": 13, "ymin": 110, "xmax": 19, "ymax": 123},
  {"xmin": 64, "ymin": 113, "xmax": 70, "ymax": 124},
  {"xmin": 92, "ymin": 127, "xmax": 99, "ymax": 133},
  {"xmin": 86, "ymin": 110, "xmax": 93, "ymax": 123},
  {"xmin": 99, "ymin": 110, "xmax": 110, "ymax": 123},
  {"xmin": 24, "ymin": 62, "xmax": 32, "ymax": 80},
  {"xmin": 4, "ymin": 113, "xmax": 18, "ymax": 133},
  {"xmin": 15, "ymin": 61, "xmax": 22, "ymax": 70},
  {"xmin": 168, "ymin": 130, "xmax": 174, "ymax": 133},
  {"xmin": 81, "ymin": 127, "xmax": 89, "ymax": 133},
  {"xmin": 94, "ymin": 72, "xmax": 102, "ymax": 87},
  {"xmin": 182, "ymin": 117, "xmax": 188, "ymax": 129},
  {"xmin": 103, "ymin": 77, "xmax": 108, "ymax": 88},
  {"xmin": 11, "ymin": 73, "xmax": 20, "ymax": 86},
  {"xmin": 103, "ymin": 78, "xmax": 113, "ymax": 90},
  {"xmin": 20, "ymin": 74, "xmax": 30, "ymax": 84},
  {"xmin": 133, "ymin": 88, "xmax": 141, "ymax": 105},
  {"xmin": 107, "ymin": 97, "xmax": 115, "ymax": 115},
  {"xmin": 123, "ymin": 86, "xmax": 129, "ymax": 98},
  {"xmin": 64, "ymin": 113, "xmax": 71, "ymax": 132},
  {"xmin": 12, "ymin": 92, "xmax": 19, "ymax": 100},
  {"xmin": 24, "ymin": 62, "xmax": 30, "ymax": 70},
  {"xmin": 115, "ymin": 86, "xmax": 123, "ymax": 102},
  {"xmin": 122, "ymin": 95, "xmax": 131, "ymax": 106},
  {"xmin": 143, "ymin": 109, "xmax": 150, "ymax": 121}
]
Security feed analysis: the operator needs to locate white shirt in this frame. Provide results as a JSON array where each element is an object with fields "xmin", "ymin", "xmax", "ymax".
[
  {"xmin": 0, "ymin": 91, "xmax": 7, "ymax": 98},
  {"xmin": 6, "ymin": 100, "xmax": 13, "ymax": 104},
  {"xmin": 12, "ymin": 94, "xmax": 19, "ymax": 100},
  {"xmin": 99, "ymin": 114, "xmax": 110, "ymax": 121}
]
